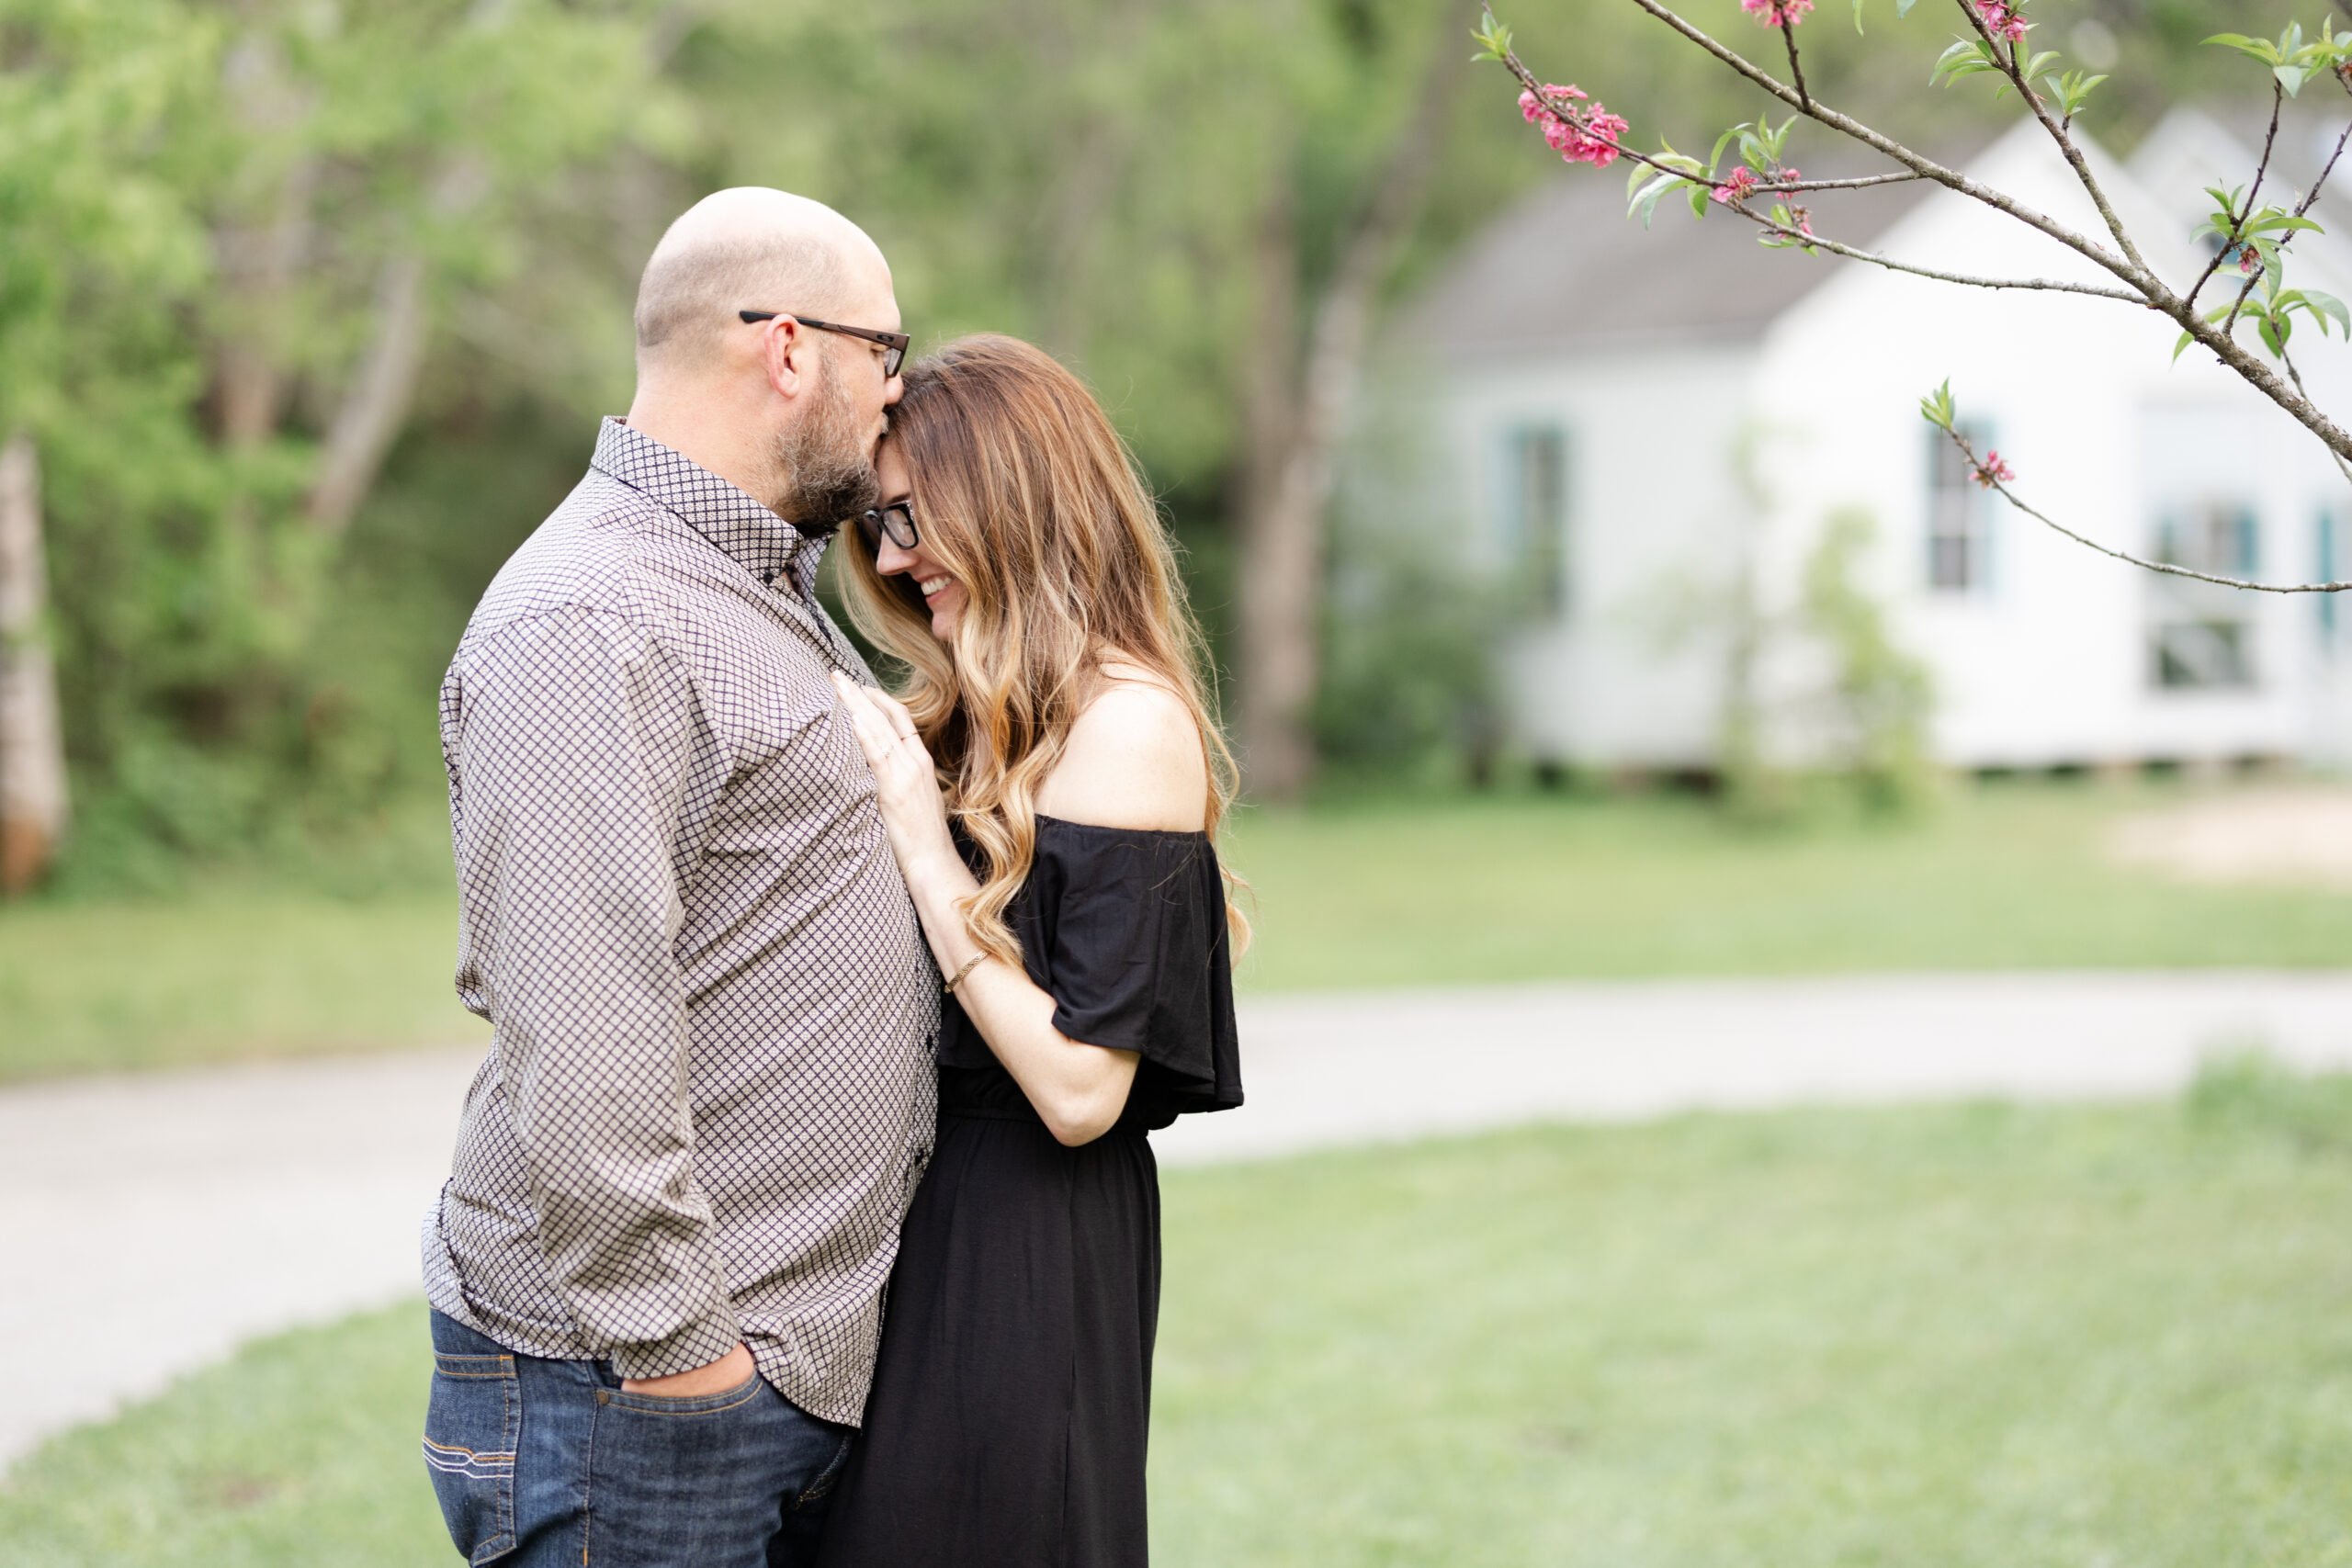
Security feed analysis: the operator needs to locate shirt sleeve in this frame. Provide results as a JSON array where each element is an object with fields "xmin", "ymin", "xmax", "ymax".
[
  {"xmin": 1039, "ymin": 829, "xmax": 1244, "ymax": 1115},
  {"xmin": 447, "ymin": 605, "xmax": 741, "ymax": 1380}
]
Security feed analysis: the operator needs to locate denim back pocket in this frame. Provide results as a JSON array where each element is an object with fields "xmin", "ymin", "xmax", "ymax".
[{"xmin": 424, "ymin": 1345, "xmax": 521, "ymax": 1563}]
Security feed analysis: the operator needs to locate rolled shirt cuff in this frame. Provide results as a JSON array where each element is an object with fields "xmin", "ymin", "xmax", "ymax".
[{"xmin": 606, "ymin": 1303, "xmax": 746, "ymax": 1382}]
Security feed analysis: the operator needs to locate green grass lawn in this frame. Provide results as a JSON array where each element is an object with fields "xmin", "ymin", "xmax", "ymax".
[
  {"xmin": 1223, "ymin": 779, "xmax": 2352, "ymax": 990},
  {"xmin": 8, "ymin": 1068, "xmax": 2351, "ymax": 1565},
  {"xmin": 0, "ymin": 887, "xmax": 488, "ymax": 1080},
  {"xmin": 7, "ymin": 779, "xmax": 2352, "ymax": 1081}
]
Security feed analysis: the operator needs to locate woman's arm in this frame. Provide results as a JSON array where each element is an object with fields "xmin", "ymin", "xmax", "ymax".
[{"xmin": 830, "ymin": 670, "xmax": 1205, "ymax": 1146}]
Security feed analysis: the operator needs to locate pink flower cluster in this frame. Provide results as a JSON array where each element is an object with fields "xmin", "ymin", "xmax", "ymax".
[
  {"xmin": 1973, "ymin": 0, "xmax": 2029, "ymax": 41},
  {"xmin": 1518, "ymin": 84, "xmax": 1628, "ymax": 169},
  {"xmin": 1713, "ymin": 166, "xmax": 1799, "ymax": 206},
  {"xmin": 1973, "ymin": 451, "xmax": 2016, "ymax": 488},
  {"xmin": 1740, "ymin": 0, "xmax": 1815, "ymax": 25}
]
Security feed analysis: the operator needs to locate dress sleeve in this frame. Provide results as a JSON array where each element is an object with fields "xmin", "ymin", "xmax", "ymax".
[{"xmin": 1035, "ymin": 822, "xmax": 1243, "ymax": 1116}]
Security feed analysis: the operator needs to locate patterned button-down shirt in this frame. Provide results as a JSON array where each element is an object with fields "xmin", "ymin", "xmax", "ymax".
[{"xmin": 423, "ymin": 417, "xmax": 938, "ymax": 1426}]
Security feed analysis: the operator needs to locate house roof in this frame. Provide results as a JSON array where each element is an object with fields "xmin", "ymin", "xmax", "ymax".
[{"xmin": 1407, "ymin": 143, "xmax": 1966, "ymax": 359}]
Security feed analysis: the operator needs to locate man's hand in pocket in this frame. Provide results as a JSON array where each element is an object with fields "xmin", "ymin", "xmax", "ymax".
[{"xmin": 621, "ymin": 1342, "xmax": 756, "ymax": 1397}]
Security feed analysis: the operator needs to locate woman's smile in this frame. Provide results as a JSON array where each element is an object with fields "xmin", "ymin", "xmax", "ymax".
[{"xmin": 874, "ymin": 441, "xmax": 968, "ymax": 637}]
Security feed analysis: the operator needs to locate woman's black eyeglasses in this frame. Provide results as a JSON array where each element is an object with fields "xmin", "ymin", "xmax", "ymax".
[
  {"xmin": 738, "ymin": 310, "xmax": 910, "ymax": 378},
  {"xmin": 857, "ymin": 501, "xmax": 919, "ymax": 552}
]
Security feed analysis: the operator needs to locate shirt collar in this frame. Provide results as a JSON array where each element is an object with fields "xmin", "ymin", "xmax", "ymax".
[{"xmin": 590, "ymin": 417, "xmax": 830, "ymax": 591}]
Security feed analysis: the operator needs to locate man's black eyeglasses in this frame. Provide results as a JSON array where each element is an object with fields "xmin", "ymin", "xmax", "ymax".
[
  {"xmin": 738, "ymin": 310, "xmax": 910, "ymax": 378},
  {"xmin": 857, "ymin": 501, "xmax": 919, "ymax": 553}
]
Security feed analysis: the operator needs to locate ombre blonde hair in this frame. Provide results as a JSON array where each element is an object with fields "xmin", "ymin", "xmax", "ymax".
[{"xmin": 835, "ymin": 333, "xmax": 1246, "ymax": 967}]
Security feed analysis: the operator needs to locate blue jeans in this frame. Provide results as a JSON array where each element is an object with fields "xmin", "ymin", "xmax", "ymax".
[{"xmin": 423, "ymin": 1309, "xmax": 854, "ymax": 1567}]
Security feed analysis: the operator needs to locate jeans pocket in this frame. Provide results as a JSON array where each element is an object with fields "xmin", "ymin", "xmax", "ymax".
[{"xmin": 424, "ymin": 1344, "xmax": 521, "ymax": 1563}]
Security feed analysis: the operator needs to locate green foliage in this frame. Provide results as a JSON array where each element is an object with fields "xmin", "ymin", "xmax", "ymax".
[
  {"xmin": 1800, "ymin": 507, "xmax": 1937, "ymax": 815},
  {"xmin": 1310, "ymin": 536, "xmax": 1510, "ymax": 785},
  {"xmin": 2204, "ymin": 18, "xmax": 2352, "ymax": 96},
  {"xmin": 10, "ymin": 0, "xmax": 2328, "ymax": 884},
  {"xmin": 2, "ymin": 0, "xmax": 672, "ymax": 887}
]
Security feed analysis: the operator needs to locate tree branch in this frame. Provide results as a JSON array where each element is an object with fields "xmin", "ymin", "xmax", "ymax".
[
  {"xmin": 2182, "ymin": 84, "xmax": 2280, "ymax": 313},
  {"xmin": 1505, "ymin": 57, "xmax": 2134, "ymax": 302},
  {"xmin": 1764, "ymin": 172, "xmax": 1924, "ymax": 193},
  {"xmin": 1942, "ymin": 424, "xmax": 2351, "ymax": 592},
  {"xmin": 1606, "ymin": 0, "xmax": 2139, "ymax": 288},
  {"xmin": 1597, "ymin": 2, "xmax": 2352, "ymax": 465},
  {"xmin": 1732, "ymin": 211, "xmax": 2142, "ymax": 299},
  {"xmin": 1779, "ymin": 15, "xmax": 1810, "ymax": 111},
  {"xmin": 2280, "ymin": 343, "xmax": 2352, "ymax": 493},
  {"xmin": 1959, "ymin": 0, "xmax": 2154, "ymax": 279}
]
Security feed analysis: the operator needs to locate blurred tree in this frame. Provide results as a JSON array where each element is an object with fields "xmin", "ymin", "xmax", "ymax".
[
  {"xmin": 0, "ymin": 434, "xmax": 68, "ymax": 890},
  {"xmin": 1232, "ymin": 0, "xmax": 1480, "ymax": 801},
  {"xmin": 2, "ymin": 0, "xmax": 672, "ymax": 875},
  {"xmin": 8, "ymin": 0, "xmax": 2300, "ymax": 886}
]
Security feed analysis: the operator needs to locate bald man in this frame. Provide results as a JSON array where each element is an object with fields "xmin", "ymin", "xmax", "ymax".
[{"xmin": 419, "ymin": 190, "xmax": 938, "ymax": 1567}]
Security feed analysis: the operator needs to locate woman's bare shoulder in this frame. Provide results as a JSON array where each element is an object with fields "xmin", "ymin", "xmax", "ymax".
[{"xmin": 1035, "ymin": 662, "xmax": 1208, "ymax": 832}]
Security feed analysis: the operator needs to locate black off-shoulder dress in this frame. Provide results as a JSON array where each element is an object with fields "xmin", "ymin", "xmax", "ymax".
[{"xmin": 815, "ymin": 816, "xmax": 1243, "ymax": 1568}]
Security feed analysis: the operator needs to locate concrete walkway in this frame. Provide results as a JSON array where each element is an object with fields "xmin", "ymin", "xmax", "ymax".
[{"xmin": 8, "ymin": 968, "xmax": 2352, "ymax": 1470}]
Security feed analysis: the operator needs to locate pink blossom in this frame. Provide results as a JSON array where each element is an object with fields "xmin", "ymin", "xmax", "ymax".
[
  {"xmin": 1712, "ymin": 166, "xmax": 1759, "ymax": 205},
  {"xmin": 1973, "ymin": 0, "xmax": 2030, "ymax": 41},
  {"xmin": 1973, "ymin": 451, "xmax": 2016, "ymax": 488},
  {"xmin": 1519, "ymin": 84, "xmax": 1626, "ymax": 169},
  {"xmin": 1740, "ymin": 0, "xmax": 1815, "ymax": 25},
  {"xmin": 1518, "ymin": 84, "xmax": 1586, "ymax": 123},
  {"xmin": 2238, "ymin": 248, "xmax": 2261, "ymax": 275}
]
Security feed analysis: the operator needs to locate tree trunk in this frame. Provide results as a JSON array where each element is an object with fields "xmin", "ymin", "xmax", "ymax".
[
  {"xmin": 0, "ymin": 434, "xmax": 68, "ymax": 893},
  {"xmin": 214, "ymin": 34, "xmax": 318, "ymax": 449},
  {"xmin": 305, "ymin": 250, "xmax": 429, "ymax": 535},
  {"xmin": 1232, "ymin": 0, "xmax": 1476, "ymax": 801}
]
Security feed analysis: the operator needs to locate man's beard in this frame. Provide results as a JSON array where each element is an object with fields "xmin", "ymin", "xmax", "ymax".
[{"xmin": 767, "ymin": 352, "xmax": 880, "ymax": 536}]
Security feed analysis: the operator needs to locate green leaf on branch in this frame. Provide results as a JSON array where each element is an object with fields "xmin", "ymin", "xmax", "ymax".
[
  {"xmin": 2304, "ymin": 288, "xmax": 2351, "ymax": 335},
  {"xmin": 1627, "ymin": 147, "xmax": 1705, "ymax": 228},
  {"xmin": 1470, "ymin": 14, "xmax": 1512, "ymax": 62},
  {"xmin": 2204, "ymin": 22, "xmax": 2350, "ymax": 98},
  {"xmin": 1919, "ymin": 379, "xmax": 1957, "ymax": 430},
  {"xmin": 2043, "ymin": 68, "xmax": 2108, "ymax": 122},
  {"xmin": 1710, "ymin": 125, "xmax": 1745, "ymax": 178},
  {"xmin": 2241, "ymin": 209, "xmax": 2324, "ymax": 238},
  {"xmin": 1758, "ymin": 204, "xmax": 1818, "ymax": 254},
  {"xmin": 1629, "ymin": 171, "xmax": 1684, "ymax": 227},
  {"xmin": 1933, "ymin": 38, "xmax": 2002, "ymax": 87},
  {"xmin": 1738, "ymin": 116, "xmax": 1796, "ymax": 175}
]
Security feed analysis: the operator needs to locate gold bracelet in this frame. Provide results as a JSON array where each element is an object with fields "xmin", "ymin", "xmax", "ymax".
[{"xmin": 943, "ymin": 952, "xmax": 990, "ymax": 994}]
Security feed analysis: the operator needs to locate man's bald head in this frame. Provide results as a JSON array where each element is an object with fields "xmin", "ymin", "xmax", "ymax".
[{"xmin": 633, "ymin": 188, "xmax": 890, "ymax": 377}]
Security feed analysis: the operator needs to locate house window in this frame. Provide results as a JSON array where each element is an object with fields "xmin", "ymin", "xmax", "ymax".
[
  {"xmin": 1925, "ymin": 422, "xmax": 1991, "ymax": 592},
  {"xmin": 2150, "ymin": 501, "xmax": 2260, "ymax": 688},
  {"xmin": 1500, "ymin": 424, "xmax": 1568, "ymax": 619}
]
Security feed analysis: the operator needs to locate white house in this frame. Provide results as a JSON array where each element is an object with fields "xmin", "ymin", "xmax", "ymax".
[{"xmin": 1396, "ymin": 109, "xmax": 2352, "ymax": 773}]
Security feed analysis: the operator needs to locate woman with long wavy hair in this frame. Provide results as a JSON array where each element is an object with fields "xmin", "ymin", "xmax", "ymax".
[{"xmin": 815, "ymin": 333, "xmax": 1245, "ymax": 1567}]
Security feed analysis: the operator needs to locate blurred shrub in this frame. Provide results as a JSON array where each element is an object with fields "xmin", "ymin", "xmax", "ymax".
[
  {"xmin": 1312, "ymin": 532, "xmax": 1510, "ymax": 786},
  {"xmin": 2187, "ymin": 1051, "xmax": 2352, "ymax": 1154},
  {"xmin": 1797, "ymin": 506, "xmax": 1938, "ymax": 817}
]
